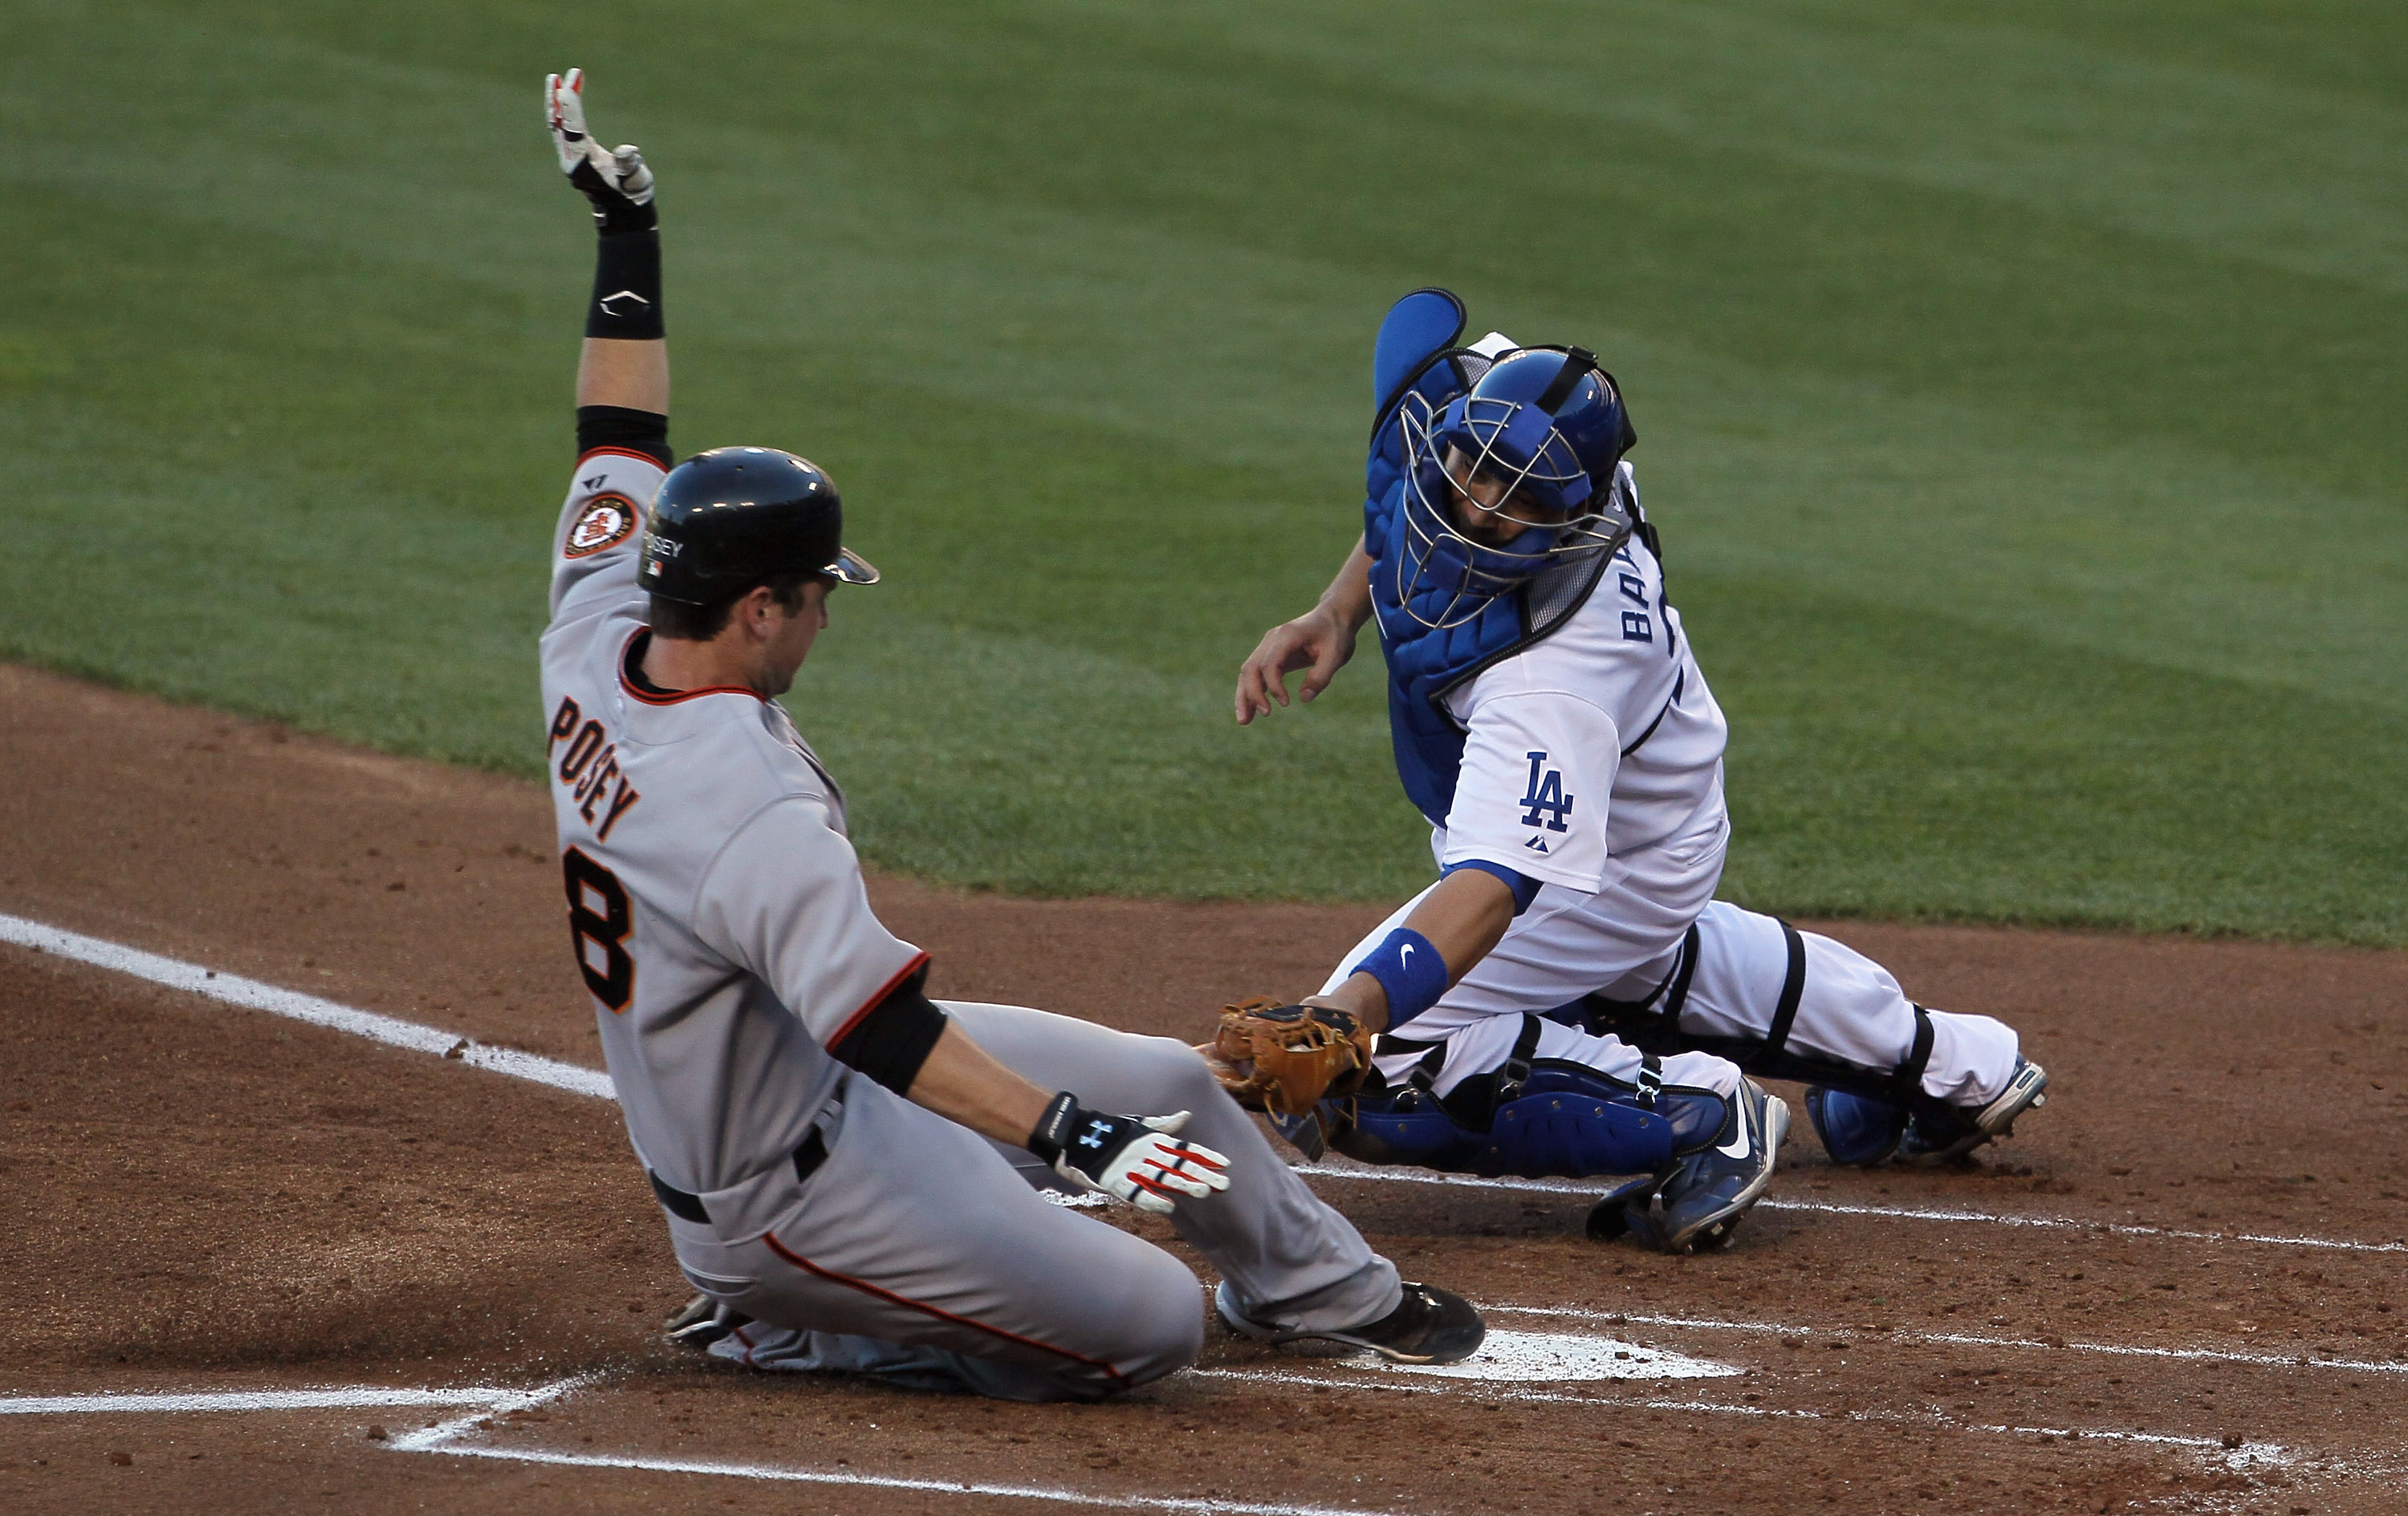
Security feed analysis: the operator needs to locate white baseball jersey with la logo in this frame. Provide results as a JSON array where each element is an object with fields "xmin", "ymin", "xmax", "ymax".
[{"xmin": 1329, "ymin": 465, "xmax": 2020, "ymax": 1112}]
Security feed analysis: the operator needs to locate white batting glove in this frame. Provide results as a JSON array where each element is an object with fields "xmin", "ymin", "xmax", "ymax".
[
  {"xmin": 1029, "ymin": 1098, "xmax": 1233, "ymax": 1216},
  {"xmin": 545, "ymin": 68, "xmax": 655, "ymax": 230}
]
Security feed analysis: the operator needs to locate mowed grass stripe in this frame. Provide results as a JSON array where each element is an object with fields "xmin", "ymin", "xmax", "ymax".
[{"xmin": 2, "ymin": 1, "xmax": 2402, "ymax": 934}]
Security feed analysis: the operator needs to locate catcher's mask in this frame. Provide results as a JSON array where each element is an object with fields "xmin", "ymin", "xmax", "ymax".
[{"xmin": 1396, "ymin": 346, "xmax": 1636, "ymax": 629}]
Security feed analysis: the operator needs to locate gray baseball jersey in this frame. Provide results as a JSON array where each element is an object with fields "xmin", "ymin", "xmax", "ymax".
[
  {"xmin": 539, "ymin": 447, "xmax": 1400, "ymax": 1399},
  {"xmin": 543, "ymin": 446, "xmax": 922, "ymax": 1199}
]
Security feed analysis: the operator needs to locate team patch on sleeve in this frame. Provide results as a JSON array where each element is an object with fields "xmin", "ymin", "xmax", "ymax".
[{"xmin": 563, "ymin": 493, "xmax": 641, "ymax": 559}]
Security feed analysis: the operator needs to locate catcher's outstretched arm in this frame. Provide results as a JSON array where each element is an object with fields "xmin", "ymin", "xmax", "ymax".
[
  {"xmin": 547, "ymin": 69, "xmax": 669, "ymax": 416},
  {"xmin": 1306, "ymin": 864, "xmax": 1515, "ymax": 1034}
]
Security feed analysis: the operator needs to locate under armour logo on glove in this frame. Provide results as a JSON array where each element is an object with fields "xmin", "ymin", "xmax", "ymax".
[{"xmin": 1028, "ymin": 1094, "xmax": 1233, "ymax": 1217}]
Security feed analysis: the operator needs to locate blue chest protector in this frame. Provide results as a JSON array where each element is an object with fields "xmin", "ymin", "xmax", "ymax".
[
  {"xmin": 1362, "ymin": 293, "xmax": 1620, "ymax": 828},
  {"xmin": 1366, "ymin": 488, "xmax": 1533, "ymax": 828}
]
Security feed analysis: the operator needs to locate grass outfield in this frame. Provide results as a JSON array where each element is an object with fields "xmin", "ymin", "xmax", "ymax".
[{"xmin": 4, "ymin": 1, "xmax": 2404, "ymax": 941}]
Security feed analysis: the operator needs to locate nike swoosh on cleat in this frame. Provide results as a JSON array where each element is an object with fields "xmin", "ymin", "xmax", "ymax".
[{"xmin": 1716, "ymin": 1122, "xmax": 1753, "ymax": 1160}]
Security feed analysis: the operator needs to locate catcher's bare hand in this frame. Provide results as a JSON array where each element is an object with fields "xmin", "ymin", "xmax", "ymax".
[
  {"xmin": 1200, "ymin": 996, "xmax": 1375, "ymax": 1117},
  {"xmin": 1030, "ymin": 1098, "xmax": 1230, "ymax": 1217},
  {"xmin": 545, "ymin": 67, "xmax": 656, "ymax": 230},
  {"xmin": 1235, "ymin": 605, "xmax": 1357, "ymax": 725}
]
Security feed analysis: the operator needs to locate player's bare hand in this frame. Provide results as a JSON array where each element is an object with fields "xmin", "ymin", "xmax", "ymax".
[
  {"xmin": 1235, "ymin": 606, "xmax": 1357, "ymax": 725},
  {"xmin": 1030, "ymin": 1099, "xmax": 1232, "ymax": 1216},
  {"xmin": 546, "ymin": 68, "xmax": 656, "ymax": 230}
]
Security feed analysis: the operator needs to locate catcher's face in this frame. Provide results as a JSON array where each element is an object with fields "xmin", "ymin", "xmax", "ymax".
[{"xmin": 1443, "ymin": 445, "xmax": 1568, "ymax": 547}]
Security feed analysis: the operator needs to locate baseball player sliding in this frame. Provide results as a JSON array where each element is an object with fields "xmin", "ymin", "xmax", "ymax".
[
  {"xmin": 1218, "ymin": 291, "xmax": 2048, "ymax": 1252},
  {"xmin": 538, "ymin": 72, "xmax": 1481, "ymax": 1398}
]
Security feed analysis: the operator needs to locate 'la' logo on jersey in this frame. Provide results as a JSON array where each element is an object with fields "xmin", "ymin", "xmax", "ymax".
[{"xmin": 1519, "ymin": 750, "xmax": 1573, "ymax": 837}]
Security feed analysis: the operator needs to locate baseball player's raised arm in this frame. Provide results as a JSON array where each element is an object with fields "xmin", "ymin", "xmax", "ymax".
[
  {"xmin": 548, "ymin": 71, "xmax": 670, "ymax": 437},
  {"xmin": 1235, "ymin": 534, "xmax": 1374, "ymax": 724}
]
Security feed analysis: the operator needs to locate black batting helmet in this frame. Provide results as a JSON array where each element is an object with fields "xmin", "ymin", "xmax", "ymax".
[{"xmin": 638, "ymin": 446, "xmax": 881, "ymax": 605}]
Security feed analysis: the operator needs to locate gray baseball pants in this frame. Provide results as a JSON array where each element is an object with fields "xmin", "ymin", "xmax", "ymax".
[{"xmin": 658, "ymin": 1001, "xmax": 1401, "ymax": 1401}]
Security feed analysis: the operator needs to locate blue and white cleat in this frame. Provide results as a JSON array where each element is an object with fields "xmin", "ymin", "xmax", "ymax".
[
  {"xmin": 1898, "ymin": 1057, "xmax": 2049, "ymax": 1165},
  {"xmin": 1601, "ymin": 1079, "xmax": 1788, "ymax": 1254}
]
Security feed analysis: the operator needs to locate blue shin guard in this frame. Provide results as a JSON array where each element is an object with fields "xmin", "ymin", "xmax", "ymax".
[{"xmin": 1337, "ymin": 1063, "xmax": 1727, "ymax": 1181}]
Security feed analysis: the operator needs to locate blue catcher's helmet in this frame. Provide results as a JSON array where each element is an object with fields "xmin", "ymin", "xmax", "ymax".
[{"xmin": 1395, "ymin": 345, "xmax": 1637, "ymax": 628}]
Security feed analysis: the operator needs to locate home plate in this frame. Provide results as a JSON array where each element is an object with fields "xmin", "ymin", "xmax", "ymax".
[{"xmin": 1339, "ymin": 1329, "xmax": 1738, "ymax": 1382}]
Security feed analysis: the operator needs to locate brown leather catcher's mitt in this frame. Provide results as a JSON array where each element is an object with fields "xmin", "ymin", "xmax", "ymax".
[{"xmin": 1196, "ymin": 995, "xmax": 1376, "ymax": 1118}]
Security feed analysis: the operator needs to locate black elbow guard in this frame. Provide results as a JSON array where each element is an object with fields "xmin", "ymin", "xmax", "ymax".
[{"xmin": 830, "ymin": 965, "xmax": 949, "ymax": 1094}]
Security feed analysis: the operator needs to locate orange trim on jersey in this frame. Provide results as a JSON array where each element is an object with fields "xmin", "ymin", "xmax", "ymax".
[
  {"xmin": 617, "ymin": 629, "xmax": 767, "ymax": 707},
  {"xmin": 826, "ymin": 952, "xmax": 934, "ymax": 1048},
  {"xmin": 758, "ymin": 1232, "xmax": 1129, "ymax": 1388},
  {"xmin": 576, "ymin": 445, "xmax": 670, "ymax": 472}
]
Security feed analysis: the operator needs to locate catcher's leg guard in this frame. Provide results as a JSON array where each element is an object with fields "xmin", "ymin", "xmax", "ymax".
[
  {"xmin": 1333, "ymin": 1017, "xmax": 1729, "ymax": 1181},
  {"xmin": 1804, "ymin": 1085, "xmax": 1910, "ymax": 1168},
  {"xmin": 1805, "ymin": 1053, "xmax": 2049, "ymax": 1168},
  {"xmin": 1333, "ymin": 1088, "xmax": 1484, "ymax": 1171},
  {"xmin": 1479, "ymin": 1062, "xmax": 1725, "ymax": 1179}
]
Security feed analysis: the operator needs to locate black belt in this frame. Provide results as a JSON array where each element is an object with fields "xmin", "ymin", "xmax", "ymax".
[{"xmin": 649, "ymin": 1128, "xmax": 828, "ymax": 1225}]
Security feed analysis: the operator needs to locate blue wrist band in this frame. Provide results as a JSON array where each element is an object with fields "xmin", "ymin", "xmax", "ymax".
[{"xmin": 1353, "ymin": 927, "xmax": 1449, "ymax": 1030}]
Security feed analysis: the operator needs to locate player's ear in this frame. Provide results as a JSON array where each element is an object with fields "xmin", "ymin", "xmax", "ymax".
[{"xmin": 734, "ymin": 583, "xmax": 778, "ymax": 641}]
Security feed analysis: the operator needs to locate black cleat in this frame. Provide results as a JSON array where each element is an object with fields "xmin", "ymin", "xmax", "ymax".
[
  {"xmin": 665, "ymin": 1292, "xmax": 751, "ymax": 1351},
  {"xmin": 1215, "ymin": 1280, "xmax": 1485, "ymax": 1365}
]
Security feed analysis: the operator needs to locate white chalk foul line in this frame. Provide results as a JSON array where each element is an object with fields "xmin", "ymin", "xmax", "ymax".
[
  {"xmin": 385, "ymin": 1374, "xmax": 596, "ymax": 1453},
  {"xmin": 0, "ymin": 912, "xmax": 612, "ymax": 1099},
  {"xmin": 0, "ymin": 1385, "xmax": 533, "ymax": 1416},
  {"xmin": 401, "ymin": 1388, "xmax": 1412, "ymax": 1516},
  {"xmin": 413, "ymin": 1444, "xmax": 1414, "ymax": 1516},
  {"xmin": 1192, "ymin": 1367, "xmax": 2297, "ymax": 1471},
  {"xmin": 1492, "ymin": 1304, "xmax": 2408, "ymax": 1378},
  {"xmin": 1291, "ymin": 1160, "xmax": 2408, "ymax": 1257},
  {"xmin": 6, "ymin": 908, "xmax": 2400, "ymax": 1264}
]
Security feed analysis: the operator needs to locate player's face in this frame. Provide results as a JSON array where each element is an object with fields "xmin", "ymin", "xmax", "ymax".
[
  {"xmin": 756, "ymin": 578, "xmax": 833, "ymax": 697},
  {"xmin": 1442, "ymin": 445, "xmax": 1567, "ymax": 547}
]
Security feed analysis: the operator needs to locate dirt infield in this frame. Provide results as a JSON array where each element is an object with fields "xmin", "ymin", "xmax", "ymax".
[{"xmin": 2, "ymin": 660, "xmax": 2404, "ymax": 1515}]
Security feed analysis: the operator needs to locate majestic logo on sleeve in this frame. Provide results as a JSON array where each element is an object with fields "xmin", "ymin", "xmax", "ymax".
[
  {"xmin": 1519, "ymin": 750, "xmax": 1574, "ymax": 851},
  {"xmin": 563, "ymin": 493, "xmax": 639, "ymax": 559}
]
